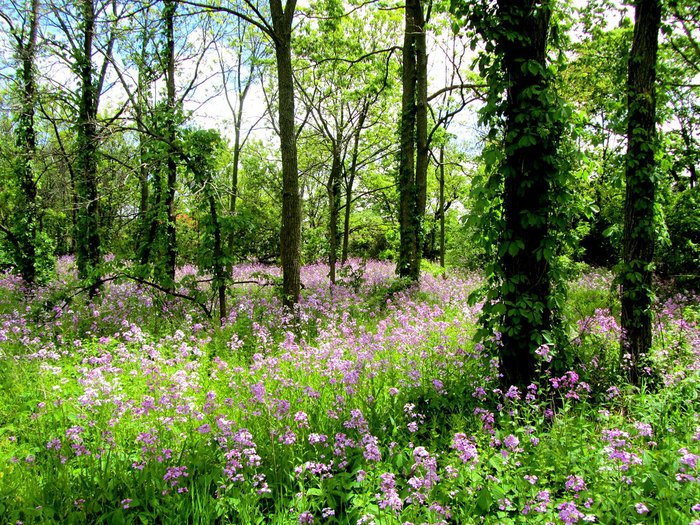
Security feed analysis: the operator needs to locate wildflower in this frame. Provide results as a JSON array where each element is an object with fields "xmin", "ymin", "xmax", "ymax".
[
  {"xmin": 503, "ymin": 434, "xmax": 520, "ymax": 451},
  {"xmin": 452, "ymin": 433, "xmax": 479, "ymax": 467},
  {"xmin": 505, "ymin": 385, "xmax": 520, "ymax": 400},
  {"xmin": 679, "ymin": 448, "xmax": 699, "ymax": 470},
  {"xmin": 635, "ymin": 503, "xmax": 649, "ymax": 514},
  {"xmin": 565, "ymin": 475, "xmax": 586, "ymax": 493},
  {"xmin": 557, "ymin": 501, "xmax": 585, "ymax": 524},
  {"xmin": 362, "ymin": 434, "xmax": 381, "ymax": 462},
  {"xmin": 535, "ymin": 344, "xmax": 553, "ymax": 362},
  {"xmin": 298, "ymin": 511, "xmax": 314, "ymax": 524},
  {"xmin": 163, "ymin": 465, "xmax": 188, "ymax": 487},
  {"xmin": 634, "ymin": 422, "xmax": 653, "ymax": 438},
  {"xmin": 376, "ymin": 472, "xmax": 402, "ymax": 512},
  {"xmin": 121, "ymin": 499, "xmax": 132, "ymax": 509}
]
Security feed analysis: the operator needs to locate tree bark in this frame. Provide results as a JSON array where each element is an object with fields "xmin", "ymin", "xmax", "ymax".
[
  {"xmin": 328, "ymin": 140, "xmax": 342, "ymax": 284},
  {"xmin": 439, "ymin": 144, "xmax": 445, "ymax": 269},
  {"xmin": 620, "ymin": 0, "xmax": 661, "ymax": 385},
  {"xmin": 398, "ymin": 0, "xmax": 428, "ymax": 281},
  {"xmin": 342, "ymin": 103, "xmax": 368, "ymax": 263},
  {"xmin": 164, "ymin": 0, "xmax": 178, "ymax": 287},
  {"xmin": 75, "ymin": 0, "xmax": 101, "ymax": 296},
  {"xmin": 270, "ymin": 0, "xmax": 301, "ymax": 308}
]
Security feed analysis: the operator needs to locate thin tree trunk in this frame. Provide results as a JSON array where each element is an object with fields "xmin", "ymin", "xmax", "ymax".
[
  {"xmin": 342, "ymin": 103, "xmax": 368, "ymax": 263},
  {"xmin": 136, "ymin": 31, "xmax": 150, "ymax": 261},
  {"xmin": 620, "ymin": 0, "xmax": 661, "ymax": 385},
  {"xmin": 164, "ymin": 0, "xmax": 178, "ymax": 287},
  {"xmin": 439, "ymin": 145, "xmax": 446, "ymax": 269},
  {"xmin": 328, "ymin": 141, "xmax": 342, "ymax": 284},
  {"xmin": 208, "ymin": 189, "xmax": 227, "ymax": 322}
]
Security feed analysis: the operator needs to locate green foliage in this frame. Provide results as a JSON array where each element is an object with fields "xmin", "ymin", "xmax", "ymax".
[{"xmin": 659, "ymin": 187, "xmax": 700, "ymax": 287}]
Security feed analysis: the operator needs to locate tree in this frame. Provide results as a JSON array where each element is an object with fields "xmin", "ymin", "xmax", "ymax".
[
  {"xmin": 454, "ymin": 0, "xmax": 570, "ymax": 387},
  {"xmin": 620, "ymin": 0, "xmax": 662, "ymax": 385},
  {"xmin": 0, "ymin": 0, "xmax": 47, "ymax": 284},
  {"xmin": 184, "ymin": 0, "xmax": 302, "ymax": 307},
  {"xmin": 397, "ymin": 0, "xmax": 429, "ymax": 281},
  {"xmin": 73, "ymin": 0, "xmax": 117, "ymax": 294},
  {"xmin": 214, "ymin": 18, "xmax": 268, "ymax": 267},
  {"xmin": 182, "ymin": 128, "xmax": 228, "ymax": 321}
]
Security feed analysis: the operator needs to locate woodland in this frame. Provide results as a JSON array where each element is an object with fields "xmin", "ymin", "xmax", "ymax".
[{"xmin": 0, "ymin": 0, "xmax": 699, "ymax": 523}]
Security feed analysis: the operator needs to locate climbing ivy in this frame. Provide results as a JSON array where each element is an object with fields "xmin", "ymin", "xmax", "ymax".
[{"xmin": 453, "ymin": 0, "xmax": 583, "ymax": 386}]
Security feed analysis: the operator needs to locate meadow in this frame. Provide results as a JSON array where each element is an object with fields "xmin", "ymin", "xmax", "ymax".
[{"xmin": 0, "ymin": 258, "xmax": 698, "ymax": 524}]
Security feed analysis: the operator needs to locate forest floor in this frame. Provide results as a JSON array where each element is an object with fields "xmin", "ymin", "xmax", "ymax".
[{"xmin": 0, "ymin": 258, "xmax": 699, "ymax": 524}]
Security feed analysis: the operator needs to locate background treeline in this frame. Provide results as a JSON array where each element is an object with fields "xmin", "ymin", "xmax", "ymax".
[{"xmin": 0, "ymin": 0, "xmax": 697, "ymax": 372}]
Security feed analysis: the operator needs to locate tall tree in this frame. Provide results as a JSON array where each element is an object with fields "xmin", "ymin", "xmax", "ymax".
[
  {"xmin": 397, "ymin": 0, "xmax": 429, "ymax": 281},
  {"xmin": 295, "ymin": 3, "xmax": 398, "ymax": 284},
  {"xmin": 184, "ymin": 0, "xmax": 302, "ymax": 307},
  {"xmin": 454, "ymin": 0, "xmax": 569, "ymax": 387},
  {"xmin": 163, "ymin": 0, "xmax": 178, "ymax": 285},
  {"xmin": 0, "ymin": 0, "xmax": 43, "ymax": 284},
  {"xmin": 73, "ymin": 0, "xmax": 115, "ymax": 293},
  {"xmin": 214, "ymin": 18, "xmax": 267, "ymax": 265},
  {"xmin": 620, "ymin": 0, "xmax": 662, "ymax": 385}
]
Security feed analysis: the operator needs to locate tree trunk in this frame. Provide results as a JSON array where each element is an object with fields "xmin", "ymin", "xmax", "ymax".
[
  {"xmin": 397, "ymin": 0, "xmax": 418, "ymax": 279},
  {"xmin": 439, "ymin": 145, "xmax": 446, "ymax": 269},
  {"xmin": 328, "ymin": 141, "xmax": 342, "ymax": 284},
  {"xmin": 12, "ymin": 0, "xmax": 40, "ymax": 285},
  {"xmin": 270, "ymin": 0, "xmax": 301, "ymax": 308},
  {"xmin": 136, "ymin": 31, "xmax": 150, "ymax": 262},
  {"xmin": 208, "ymin": 188, "xmax": 227, "ymax": 322},
  {"xmin": 496, "ymin": 0, "xmax": 558, "ymax": 387},
  {"xmin": 413, "ymin": 0, "xmax": 428, "ymax": 279},
  {"xmin": 620, "ymin": 0, "xmax": 661, "ymax": 385},
  {"xmin": 164, "ymin": 0, "xmax": 178, "ymax": 287},
  {"xmin": 75, "ymin": 0, "xmax": 101, "ymax": 296},
  {"xmin": 398, "ymin": 0, "xmax": 428, "ymax": 281},
  {"xmin": 342, "ymin": 103, "xmax": 368, "ymax": 263}
]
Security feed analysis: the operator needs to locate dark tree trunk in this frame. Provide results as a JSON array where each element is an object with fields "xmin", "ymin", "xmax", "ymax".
[
  {"xmin": 12, "ymin": 0, "xmax": 40, "ymax": 284},
  {"xmin": 328, "ymin": 141, "xmax": 342, "ymax": 284},
  {"xmin": 75, "ymin": 0, "xmax": 101, "ymax": 296},
  {"xmin": 208, "ymin": 188, "xmax": 226, "ymax": 322},
  {"xmin": 398, "ymin": 0, "xmax": 428, "ymax": 281},
  {"xmin": 620, "ymin": 0, "xmax": 661, "ymax": 385},
  {"xmin": 496, "ymin": 0, "xmax": 558, "ymax": 388},
  {"xmin": 439, "ymin": 145, "xmax": 446, "ymax": 269},
  {"xmin": 136, "ymin": 32, "xmax": 150, "ymax": 262},
  {"xmin": 164, "ymin": 0, "xmax": 178, "ymax": 287},
  {"xmin": 270, "ymin": 0, "xmax": 301, "ymax": 308},
  {"xmin": 398, "ymin": 1, "xmax": 417, "ymax": 279}
]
